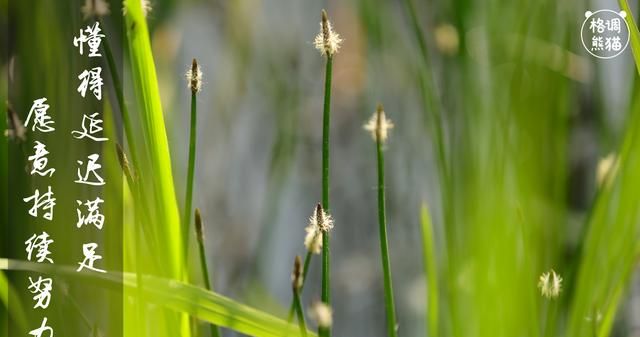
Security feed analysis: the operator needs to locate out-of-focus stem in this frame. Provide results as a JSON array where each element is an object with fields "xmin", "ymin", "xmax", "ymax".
[
  {"xmin": 374, "ymin": 114, "xmax": 398, "ymax": 337},
  {"xmin": 320, "ymin": 52, "xmax": 333, "ymax": 337},
  {"xmin": 195, "ymin": 208, "xmax": 222, "ymax": 337}
]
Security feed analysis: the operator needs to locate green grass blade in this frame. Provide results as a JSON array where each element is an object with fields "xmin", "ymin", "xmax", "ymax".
[
  {"xmin": 0, "ymin": 271, "xmax": 28, "ymax": 332},
  {"xmin": 1, "ymin": 259, "xmax": 316, "ymax": 337},
  {"xmin": 123, "ymin": 0, "xmax": 184, "ymax": 278},
  {"xmin": 0, "ymin": 271, "xmax": 6, "ymax": 312},
  {"xmin": 420, "ymin": 203, "xmax": 439, "ymax": 337},
  {"xmin": 619, "ymin": 0, "xmax": 640, "ymax": 75},
  {"xmin": 567, "ymin": 4, "xmax": 640, "ymax": 336},
  {"xmin": 567, "ymin": 31, "xmax": 640, "ymax": 337}
]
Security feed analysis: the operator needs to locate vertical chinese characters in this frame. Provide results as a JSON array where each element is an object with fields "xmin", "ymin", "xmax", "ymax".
[
  {"xmin": 23, "ymin": 97, "xmax": 57, "ymax": 336},
  {"xmin": 72, "ymin": 20, "xmax": 109, "ymax": 277}
]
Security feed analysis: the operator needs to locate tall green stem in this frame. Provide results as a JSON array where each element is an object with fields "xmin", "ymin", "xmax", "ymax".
[
  {"xmin": 292, "ymin": 255, "xmax": 308, "ymax": 337},
  {"xmin": 375, "ymin": 123, "xmax": 398, "ymax": 337},
  {"xmin": 195, "ymin": 209, "xmax": 222, "ymax": 337},
  {"xmin": 100, "ymin": 19, "xmax": 140, "ymax": 170},
  {"xmin": 288, "ymin": 251, "xmax": 313, "ymax": 322},
  {"xmin": 184, "ymin": 90, "xmax": 198, "ymax": 262},
  {"xmin": 320, "ymin": 54, "xmax": 333, "ymax": 337},
  {"xmin": 116, "ymin": 144, "xmax": 146, "ymax": 336},
  {"xmin": 293, "ymin": 289, "xmax": 308, "ymax": 337}
]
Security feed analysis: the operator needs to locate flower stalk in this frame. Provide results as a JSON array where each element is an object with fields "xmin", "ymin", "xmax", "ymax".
[
  {"xmin": 315, "ymin": 9, "xmax": 339, "ymax": 337},
  {"xmin": 365, "ymin": 104, "xmax": 398, "ymax": 337},
  {"xmin": 288, "ymin": 205, "xmax": 331, "ymax": 323},
  {"xmin": 183, "ymin": 58, "xmax": 202, "ymax": 262},
  {"xmin": 195, "ymin": 208, "xmax": 222, "ymax": 337},
  {"xmin": 116, "ymin": 143, "xmax": 146, "ymax": 336},
  {"xmin": 291, "ymin": 256, "xmax": 308, "ymax": 337}
]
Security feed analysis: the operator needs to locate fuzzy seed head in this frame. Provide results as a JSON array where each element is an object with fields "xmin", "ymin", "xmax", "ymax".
[
  {"xmin": 195, "ymin": 208, "xmax": 204, "ymax": 243},
  {"xmin": 81, "ymin": 0, "xmax": 110, "ymax": 20},
  {"xmin": 304, "ymin": 225, "xmax": 323, "ymax": 254},
  {"xmin": 364, "ymin": 104, "xmax": 394, "ymax": 143},
  {"xmin": 304, "ymin": 203, "xmax": 332, "ymax": 254},
  {"xmin": 310, "ymin": 302, "xmax": 333, "ymax": 328},
  {"xmin": 596, "ymin": 153, "xmax": 618, "ymax": 187},
  {"xmin": 314, "ymin": 10, "xmax": 342, "ymax": 57},
  {"xmin": 538, "ymin": 270, "xmax": 562, "ymax": 299},
  {"xmin": 115, "ymin": 143, "xmax": 134, "ymax": 181},
  {"xmin": 185, "ymin": 58, "xmax": 203, "ymax": 93},
  {"xmin": 311, "ymin": 203, "xmax": 333, "ymax": 232},
  {"xmin": 291, "ymin": 255, "xmax": 303, "ymax": 291},
  {"xmin": 434, "ymin": 23, "xmax": 459, "ymax": 56}
]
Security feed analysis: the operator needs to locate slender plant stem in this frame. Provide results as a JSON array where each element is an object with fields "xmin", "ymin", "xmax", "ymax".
[
  {"xmin": 183, "ymin": 91, "xmax": 198, "ymax": 263},
  {"xmin": 420, "ymin": 204, "xmax": 439, "ymax": 337},
  {"xmin": 293, "ymin": 289, "xmax": 308, "ymax": 337},
  {"xmin": 401, "ymin": 0, "xmax": 450, "ymax": 229},
  {"xmin": 116, "ymin": 144, "xmax": 146, "ymax": 336},
  {"xmin": 102, "ymin": 22, "xmax": 160, "ymax": 256},
  {"xmin": 100, "ymin": 19, "xmax": 140, "ymax": 169},
  {"xmin": 401, "ymin": 2, "xmax": 454, "ymax": 334},
  {"xmin": 320, "ymin": 54, "xmax": 333, "ymax": 337},
  {"xmin": 195, "ymin": 209, "xmax": 222, "ymax": 337},
  {"xmin": 546, "ymin": 300, "xmax": 558, "ymax": 337},
  {"xmin": 375, "ymin": 128, "xmax": 398, "ymax": 337},
  {"xmin": 288, "ymin": 251, "xmax": 313, "ymax": 322}
]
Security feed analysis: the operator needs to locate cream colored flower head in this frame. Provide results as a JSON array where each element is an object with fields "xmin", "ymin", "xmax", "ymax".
[
  {"xmin": 304, "ymin": 203, "xmax": 333, "ymax": 254},
  {"xmin": 81, "ymin": 0, "xmax": 110, "ymax": 20},
  {"xmin": 434, "ymin": 23, "xmax": 459, "ymax": 56},
  {"xmin": 185, "ymin": 58, "xmax": 203, "ymax": 93},
  {"xmin": 596, "ymin": 153, "xmax": 619, "ymax": 188},
  {"xmin": 314, "ymin": 10, "xmax": 342, "ymax": 57},
  {"xmin": 363, "ymin": 104, "xmax": 394, "ymax": 143},
  {"xmin": 310, "ymin": 203, "xmax": 333, "ymax": 232},
  {"xmin": 538, "ymin": 269, "xmax": 562, "ymax": 299},
  {"xmin": 310, "ymin": 301, "xmax": 333, "ymax": 328},
  {"xmin": 304, "ymin": 224, "xmax": 322, "ymax": 254}
]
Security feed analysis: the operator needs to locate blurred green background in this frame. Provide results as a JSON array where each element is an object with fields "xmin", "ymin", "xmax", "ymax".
[{"xmin": 2, "ymin": 0, "xmax": 640, "ymax": 336}]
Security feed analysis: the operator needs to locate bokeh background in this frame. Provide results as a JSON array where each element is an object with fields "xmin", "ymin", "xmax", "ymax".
[{"xmin": 153, "ymin": 0, "xmax": 640, "ymax": 335}]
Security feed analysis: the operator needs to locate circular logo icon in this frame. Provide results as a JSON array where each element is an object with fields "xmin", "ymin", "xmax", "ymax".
[{"xmin": 581, "ymin": 9, "xmax": 630, "ymax": 59}]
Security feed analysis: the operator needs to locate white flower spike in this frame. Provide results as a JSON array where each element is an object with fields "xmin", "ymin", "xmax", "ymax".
[
  {"xmin": 304, "ymin": 203, "xmax": 333, "ymax": 254},
  {"xmin": 538, "ymin": 269, "xmax": 562, "ymax": 299},
  {"xmin": 596, "ymin": 153, "xmax": 618, "ymax": 187},
  {"xmin": 314, "ymin": 10, "xmax": 342, "ymax": 57},
  {"xmin": 363, "ymin": 104, "xmax": 394, "ymax": 143},
  {"xmin": 310, "ymin": 301, "xmax": 333, "ymax": 328},
  {"xmin": 185, "ymin": 58, "xmax": 203, "ymax": 93}
]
